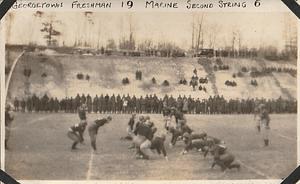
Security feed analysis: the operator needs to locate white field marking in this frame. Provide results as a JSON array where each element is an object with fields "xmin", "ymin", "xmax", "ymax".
[
  {"xmin": 236, "ymin": 159, "xmax": 272, "ymax": 179},
  {"xmin": 272, "ymin": 130, "xmax": 294, "ymax": 141},
  {"xmin": 86, "ymin": 151, "xmax": 95, "ymax": 180}
]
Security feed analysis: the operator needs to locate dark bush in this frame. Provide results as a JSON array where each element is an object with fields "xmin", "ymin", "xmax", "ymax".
[
  {"xmin": 251, "ymin": 80, "xmax": 258, "ymax": 87},
  {"xmin": 152, "ymin": 77, "xmax": 156, "ymax": 84},
  {"xmin": 225, "ymin": 80, "xmax": 237, "ymax": 87},
  {"xmin": 237, "ymin": 72, "xmax": 244, "ymax": 77},
  {"xmin": 23, "ymin": 68, "xmax": 32, "ymax": 77},
  {"xmin": 162, "ymin": 80, "xmax": 170, "ymax": 86},
  {"xmin": 241, "ymin": 67, "xmax": 248, "ymax": 72},
  {"xmin": 77, "ymin": 73, "xmax": 84, "ymax": 80},
  {"xmin": 86, "ymin": 75, "xmax": 90, "ymax": 80},
  {"xmin": 122, "ymin": 77, "xmax": 130, "ymax": 85},
  {"xmin": 41, "ymin": 73, "xmax": 47, "ymax": 78}
]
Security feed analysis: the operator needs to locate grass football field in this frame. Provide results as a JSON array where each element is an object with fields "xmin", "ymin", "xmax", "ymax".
[{"xmin": 5, "ymin": 113, "xmax": 297, "ymax": 180}]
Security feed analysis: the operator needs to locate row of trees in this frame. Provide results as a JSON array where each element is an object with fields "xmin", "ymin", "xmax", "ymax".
[{"xmin": 6, "ymin": 11, "xmax": 297, "ymax": 60}]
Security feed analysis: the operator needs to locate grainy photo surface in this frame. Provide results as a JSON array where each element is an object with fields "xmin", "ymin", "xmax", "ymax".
[{"xmin": 4, "ymin": 11, "xmax": 297, "ymax": 180}]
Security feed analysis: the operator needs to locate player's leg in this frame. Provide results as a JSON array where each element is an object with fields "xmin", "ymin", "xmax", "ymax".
[
  {"xmin": 221, "ymin": 154, "xmax": 235, "ymax": 170},
  {"xmin": 262, "ymin": 126, "xmax": 270, "ymax": 146},
  {"xmin": 132, "ymin": 135, "xmax": 144, "ymax": 157},
  {"xmin": 67, "ymin": 131, "xmax": 80, "ymax": 150},
  {"xmin": 256, "ymin": 119, "xmax": 261, "ymax": 132},
  {"xmin": 140, "ymin": 139, "xmax": 152, "ymax": 159},
  {"xmin": 88, "ymin": 130, "xmax": 97, "ymax": 151}
]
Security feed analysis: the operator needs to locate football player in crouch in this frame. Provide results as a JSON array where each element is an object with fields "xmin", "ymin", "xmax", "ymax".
[
  {"xmin": 150, "ymin": 134, "xmax": 169, "ymax": 161},
  {"xmin": 67, "ymin": 121, "xmax": 87, "ymax": 150},
  {"xmin": 88, "ymin": 116, "xmax": 112, "ymax": 153}
]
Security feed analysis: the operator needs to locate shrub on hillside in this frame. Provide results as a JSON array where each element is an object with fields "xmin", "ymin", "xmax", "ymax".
[
  {"xmin": 237, "ymin": 72, "xmax": 244, "ymax": 77},
  {"xmin": 162, "ymin": 80, "xmax": 170, "ymax": 86},
  {"xmin": 41, "ymin": 73, "xmax": 47, "ymax": 78},
  {"xmin": 122, "ymin": 77, "xmax": 130, "ymax": 85},
  {"xmin": 152, "ymin": 77, "xmax": 156, "ymax": 84},
  {"xmin": 251, "ymin": 79, "xmax": 258, "ymax": 87},
  {"xmin": 179, "ymin": 79, "xmax": 187, "ymax": 85},
  {"xmin": 23, "ymin": 68, "xmax": 32, "ymax": 77},
  {"xmin": 241, "ymin": 67, "xmax": 248, "ymax": 72},
  {"xmin": 225, "ymin": 80, "xmax": 237, "ymax": 87},
  {"xmin": 77, "ymin": 73, "xmax": 84, "ymax": 80}
]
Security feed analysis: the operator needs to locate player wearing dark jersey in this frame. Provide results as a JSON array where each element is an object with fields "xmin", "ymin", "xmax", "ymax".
[
  {"xmin": 151, "ymin": 134, "xmax": 168, "ymax": 161},
  {"xmin": 181, "ymin": 132, "xmax": 209, "ymax": 155},
  {"xmin": 168, "ymin": 124, "xmax": 193, "ymax": 146},
  {"xmin": 210, "ymin": 144, "xmax": 240, "ymax": 171},
  {"xmin": 88, "ymin": 116, "xmax": 112, "ymax": 152},
  {"xmin": 78, "ymin": 104, "xmax": 87, "ymax": 123},
  {"xmin": 169, "ymin": 127, "xmax": 182, "ymax": 146},
  {"xmin": 183, "ymin": 132, "xmax": 207, "ymax": 141},
  {"xmin": 121, "ymin": 114, "xmax": 136, "ymax": 141},
  {"xmin": 67, "ymin": 121, "xmax": 87, "ymax": 150},
  {"xmin": 170, "ymin": 107, "xmax": 187, "ymax": 129},
  {"xmin": 133, "ymin": 121, "xmax": 154, "ymax": 159},
  {"xmin": 259, "ymin": 104, "xmax": 271, "ymax": 146}
]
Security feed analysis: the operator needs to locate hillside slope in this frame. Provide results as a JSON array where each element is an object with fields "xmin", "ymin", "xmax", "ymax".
[{"xmin": 7, "ymin": 51, "xmax": 297, "ymax": 101}]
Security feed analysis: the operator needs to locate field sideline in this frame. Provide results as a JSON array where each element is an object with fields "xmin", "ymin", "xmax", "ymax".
[{"xmin": 5, "ymin": 113, "xmax": 297, "ymax": 180}]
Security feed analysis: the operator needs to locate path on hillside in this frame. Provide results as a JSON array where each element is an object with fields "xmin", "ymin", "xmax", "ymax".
[
  {"xmin": 257, "ymin": 59, "xmax": 293, "ymax": 100},
  {"xmin": 198, "ymin": 58, "xmax": 219, "ymax": 96}
]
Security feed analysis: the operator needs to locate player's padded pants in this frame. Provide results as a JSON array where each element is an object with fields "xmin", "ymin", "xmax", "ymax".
[
  {"xmin": 261, "ymin": 119, "xmax": 270, "ymax": 140},
  {"xmin": 133, "ymin": 135, "xmax": 152, "ymax": 157},
  {"xmin": 89, "ymin": 130, "xmax": 97, "ymax": 151},
  {"xmin": 215, "ymin": 153, "xmax": 236, "ymax": 170},
  {"xmin": 140, "ymin": 139, "xmax": 152, "ymax": 157},
  {"xmin": 67, "ymin": 131, "xmax": 80, "ymax": 142}
]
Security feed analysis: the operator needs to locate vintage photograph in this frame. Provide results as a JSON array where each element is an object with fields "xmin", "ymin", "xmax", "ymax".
[{"xmin": 4, "ymin": 11, "xmax": 298, "ymax": 180}]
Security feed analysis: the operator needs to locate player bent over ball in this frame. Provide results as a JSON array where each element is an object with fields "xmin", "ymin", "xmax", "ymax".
[
  {"xmin": 132, "ymin": 119, "xmax": 155, "ymax": 160},
  {"xmin": 67, "ymin": 121, "xmax": 87, "ymax": 150},
  {"xmin": 150, "ymin": 134, "xmax": 168, "ymax": 161},
  {"xmin": 210, "ymin": 144, "xmax": 240, "ymax": 172},
  {"xmin": 88, "ymin": 116, "xmax": 112, "ymax": 153}
]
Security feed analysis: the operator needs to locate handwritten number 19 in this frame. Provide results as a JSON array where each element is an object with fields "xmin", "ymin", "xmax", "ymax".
[
  {"xmin": 254, "ymin": 0, "xmax": 261, "ymax": 7},
  {"xmin": 121, "ymin": 1, "xmax": 134, "ymax": 9}
]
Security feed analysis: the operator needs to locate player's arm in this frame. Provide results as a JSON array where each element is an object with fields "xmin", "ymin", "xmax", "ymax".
[
  {"xmin": 211, "ymin": 161, "xmax": 216, "ymax": 168},
  {"xmin": 156, "ymin": 147, "xmax": 161, "ymax": 155},
  {"xmin": 182, "ymin": 140, "xmax": 191, "ymax": 155},
  {"xmin": 171, "ymin": 133, "xmax": 177, "ymax": 145},
  {"xmin": 160, "ymin": 142, "xmax": 167, "ymax": 158}
]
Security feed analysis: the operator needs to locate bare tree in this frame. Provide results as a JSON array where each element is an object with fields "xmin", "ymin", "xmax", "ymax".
[
  {"xmin": 40, "ymin": 14, "xmax": 62, "ymax": 47},
  {"xmin": 119, "ymin": 14, "xmax": 136, "ymax": 50},
  {"xmin": 195, "ymin": 13, "xmax": 204, "ymax": 52}
]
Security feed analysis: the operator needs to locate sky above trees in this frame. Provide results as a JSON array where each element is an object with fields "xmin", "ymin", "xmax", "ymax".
[{"xmin": 5, "ymin": 11, "xmax": 297, "ymax": 51}]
